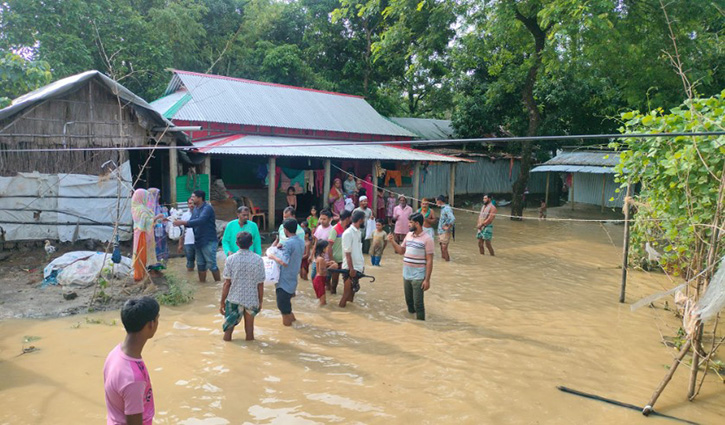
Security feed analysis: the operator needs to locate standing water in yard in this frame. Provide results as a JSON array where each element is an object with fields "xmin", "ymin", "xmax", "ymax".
[{"xmin": 1, "ymin": 208, "xmax": 723, "ymax": 424}]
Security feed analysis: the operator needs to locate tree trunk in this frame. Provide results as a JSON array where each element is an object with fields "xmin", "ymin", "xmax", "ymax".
[{"xmin": 510, "ymin": 7, "xmax": 549, "ymax": 219}]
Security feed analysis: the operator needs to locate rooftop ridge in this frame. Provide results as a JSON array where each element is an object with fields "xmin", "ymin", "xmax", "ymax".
[{"xmin": 172, "ymin": 69, "xmax": 364, "ymax": 99}]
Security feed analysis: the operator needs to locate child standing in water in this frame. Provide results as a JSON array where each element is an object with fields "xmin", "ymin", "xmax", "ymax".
[
  {"xmin": 299, "ymin": 227, "xmax": 312, "ymax": 281},
  {"xmin": 312, "ymin": 240, "xmax": 335, "ymax": 306},
  {"xmin": 286, "ymin": 186, "xmax": 297, "ymax": 210},
  {"xmin": 386, "ymin": 191, "xmax": 396, "ymax": 226},
  {"xmin": 307, "ymin": 206, "xmax": 319, "ymax": 231},
  {"xmin": 103, "ymin": 297, "xmax": 159, "ymax": 425},
  {"xmin": 370, "ymin": 219, "xmax": 388, "ymax": 266}
]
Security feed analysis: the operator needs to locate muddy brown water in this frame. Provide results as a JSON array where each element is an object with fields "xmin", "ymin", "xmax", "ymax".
[{"xmin": 1, "ymin": 208, "xmax": 724, "ymax": 424}]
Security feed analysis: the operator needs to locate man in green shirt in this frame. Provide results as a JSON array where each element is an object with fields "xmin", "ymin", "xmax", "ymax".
[{"xmin": 222, "ymin": 206, "xmax": 262, "ymax": 256}]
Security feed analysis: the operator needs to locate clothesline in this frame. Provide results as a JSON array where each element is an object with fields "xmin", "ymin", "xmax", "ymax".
[{"xmin": 330, "ymin": 164, "xmax": 661, "ymax": 224}]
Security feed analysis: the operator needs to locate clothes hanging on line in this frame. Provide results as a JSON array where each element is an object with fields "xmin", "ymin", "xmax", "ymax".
[
  {"xmin": 384, "ymin": 170, "xmax": 402, "ymax": 187},
  {"xmin": 314, "ymin": 170, "xmax": 325, "ymax": 196},
  {"xmin": 280, "ymin": 167, "xmax": 305, "ymax": 193},
  {"xmin": 304, "ymin": 170, "xmax": 315, "ymax": 193}
]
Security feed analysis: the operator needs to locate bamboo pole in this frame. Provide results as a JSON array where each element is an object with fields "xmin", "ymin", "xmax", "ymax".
[
  {"xmin": 601, "ymin": 174, "xmax": 606, "ymax": 212},
  {"xmin": 544, "ymin": 172, "xmax": 550, "ymax": 206},
  {"xmin": 268, "ymin": 156, "xmax": 277, "ymax": 230},
  {"xmin": 642, "ymin": 340, "xmax": 692, "ymax": 415},
  {"xmin": 619, "ymin": 183, "xmax": 633, "ymax": 303}
]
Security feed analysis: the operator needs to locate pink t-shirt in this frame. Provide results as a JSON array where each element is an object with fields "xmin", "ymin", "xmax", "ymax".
[
  {"xmin": 393, "ymin": 205, "xmax": 413, "ymax": 235},
  {"xmin": 313, "ymin": 224, "xmax": 333, "ymax": 242},
  {"xmin": 103, "ymin": 344, "xmax": 154, "ymax": 425}
]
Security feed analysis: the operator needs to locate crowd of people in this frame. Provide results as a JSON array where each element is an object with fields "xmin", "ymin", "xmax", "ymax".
[
  {"xmin": 117, "ymin": 182, "xmax": 499, "ymax": 424},
  {"xmin": 129, "ymin": 183, "xmax": 500, "ymax": 330}
]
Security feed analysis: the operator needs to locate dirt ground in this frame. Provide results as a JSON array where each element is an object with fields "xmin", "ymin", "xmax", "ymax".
[{"xmin": 0, "ymin": 241, "xmax": 169, "ymax": 320}]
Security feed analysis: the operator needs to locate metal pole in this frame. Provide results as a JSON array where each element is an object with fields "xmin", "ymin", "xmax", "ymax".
[
  {"xmin": 412, "ymin": 161, "xmax": 421, "ymax": 210},
  {"xmin": 268, "ymin": 157, "xmax": 277, "ymax": 231},
  {"xmin": 601, "ymin": 174, "xmax": 606, "ymax": 213},
  {"xmin": 323, "ymin": 159, "xmax": 331, "ymax": 208},
  {"xmin": 619, "ymin": 183, "xmax": 633, "ymax": 303}
]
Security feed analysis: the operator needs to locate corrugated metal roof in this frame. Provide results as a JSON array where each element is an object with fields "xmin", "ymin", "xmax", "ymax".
[
  {"xmin": 530, "ymin": 164, "xmax": 615, "ymax": 174},
  {"xmin": 155, "ymin": 70, "xmax": 415, "ymax": 137},
  {"xmin": 540, "ymin": 151, "xmax": 620, "ymax": 167},
  {"xmin": 188, "ymin": 134, "xmax": 467, "ymax": 163},
  {"xmin": 389, "ymin": 117, "xmax": 455, "ymax": 140},
  {"xmin": 0, "ymin": 70, "xmax": 188, "ymax": 143}
]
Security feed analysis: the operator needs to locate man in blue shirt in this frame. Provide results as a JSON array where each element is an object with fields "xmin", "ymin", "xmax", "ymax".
[
  {"xmin": 174, "ymin": 190, "xmax": 220, "ymax": 282},
  {"xmin": 269, "ymin": 218, "xmax": 305, "ymax": 326},
  {"xmin": 436, "ymin": 195, "xmax": 455, "ymax": 262}
]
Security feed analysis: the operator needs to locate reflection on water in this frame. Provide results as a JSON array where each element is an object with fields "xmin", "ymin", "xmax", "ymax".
[{"xmin": 1, "ymin": 210, "xmax": 724, "ymax": 424}]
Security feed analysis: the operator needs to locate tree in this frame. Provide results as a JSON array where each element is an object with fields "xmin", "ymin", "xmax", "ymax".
[
  {"xmin": 612, "ymin": 91, "xmax": 725, "ymax": 405},
  {"xmin": 0, "ymin": 52, "xmax": 52, "ymax": 107}
]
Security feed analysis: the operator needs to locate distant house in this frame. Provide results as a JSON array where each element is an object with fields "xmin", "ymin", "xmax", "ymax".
[
  {"xmin": 389, "ymin": 117, "xmax": 555, "ymax": 202},
  {"xmin": 151, "ymin": 70, "xmax": 466, "ymax": 227},
  {"xmin": 0, "ymin": 71, "xmax": 189, "ymax": 243},
  {"xmin": 531, "ymin": 151, "xmax": 624, "ymax": 209}
]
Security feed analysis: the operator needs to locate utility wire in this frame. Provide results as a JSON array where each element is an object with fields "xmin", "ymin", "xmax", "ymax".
[{"xmin": 0, "ymin": 131, "xmax": 722, "ymax": 153}]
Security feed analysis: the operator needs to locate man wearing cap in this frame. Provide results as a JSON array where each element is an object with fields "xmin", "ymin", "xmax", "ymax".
[{"xmin": 353, "ymin": 196, "xmax": 374, "ymax": 254}]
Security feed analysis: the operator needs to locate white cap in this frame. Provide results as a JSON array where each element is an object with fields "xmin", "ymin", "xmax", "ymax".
[{"xmin": 359, "ymin": 196, "xmax": 368, "ymax": 202}]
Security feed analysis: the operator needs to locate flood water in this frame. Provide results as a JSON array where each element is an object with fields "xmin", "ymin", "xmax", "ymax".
[{"xmin": 1, "ymin": 209, "xmax": 724, "ymax": 424}]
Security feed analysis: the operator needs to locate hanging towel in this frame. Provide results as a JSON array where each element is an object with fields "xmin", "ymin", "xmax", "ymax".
[
  {"xmin": 257, "ymin": 164, "xmax": 268, "ymax": 182},
  {"xmin": 281, "ymin": 167, "xmax": 305, "ymax": 193},
  {"xmin": 304, "ymin": 170, "xmax": 315, "ymax": 193},
  {"xmin": 314, "ymin": 170, "xmax": 325, "ymax": 196}
]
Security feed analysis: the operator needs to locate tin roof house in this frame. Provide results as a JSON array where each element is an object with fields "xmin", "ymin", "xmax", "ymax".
[{"xmin": 152, "ymin": 70, "xmax": 466, "ymax": 228}]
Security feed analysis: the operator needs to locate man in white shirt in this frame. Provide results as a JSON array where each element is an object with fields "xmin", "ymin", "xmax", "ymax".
[
  {"xmin": 177, "ymin": 198, "xmax": 196, "ymax": 271},
  {"xmin": 340, "ymin": 210, "xmax": 365, "ymax": 308},
  {"xmin": 278, "ymin": 206, "xmax": 304, "ymax": 243}
]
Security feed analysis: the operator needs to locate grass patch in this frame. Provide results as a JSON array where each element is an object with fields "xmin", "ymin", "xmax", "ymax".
[{"xmin": 156, "ymin": 274, "xmax": 194, "ymax": 306}]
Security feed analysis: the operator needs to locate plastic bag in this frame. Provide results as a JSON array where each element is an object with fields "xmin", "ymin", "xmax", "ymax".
[
  {"xmin": 45, "ymin": 251, "xmax": 132, "ymax": 288},
  {"xmin": 262, "ymin": 247, "xmax": 280, "ymax": 285},
  {"xmin": 166, "ymin": 208, "xmax": 183, "ymax": 240},
  {"xmin": 365, "ymin": 218, "xmax": 375, "ymax": 240}
]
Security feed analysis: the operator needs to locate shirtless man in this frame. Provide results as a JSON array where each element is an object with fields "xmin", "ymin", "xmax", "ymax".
[{"xmin": 477, "ymin": 194, "xmax": 497, "ymax": 256}]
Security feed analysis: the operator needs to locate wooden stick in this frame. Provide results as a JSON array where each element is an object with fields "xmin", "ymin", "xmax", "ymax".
[
  {"xmin": 620, "ymin": 183, "xmax": 633, "ymax": 303},
  {"xmin": 643, "ymin": 339, "xmax": 692, "ymax": 415}
]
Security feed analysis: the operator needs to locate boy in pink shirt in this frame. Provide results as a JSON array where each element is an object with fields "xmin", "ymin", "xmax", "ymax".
[{"xmin": 103, "ymin": 297, "xmax": 160, "ymax": 425}]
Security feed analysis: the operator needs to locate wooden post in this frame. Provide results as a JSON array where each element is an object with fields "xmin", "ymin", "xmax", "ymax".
[
  {"xmin": 570, "ymin": 173, "xmax": 575, "ymax": 210},
  {"xmin": 642, "ymin": 340, "xmax": 692, "ymax": 415},
  {"xmin": 544, "ymin": 171, "xmax": 550, "ymax": 206},
  {"xmin": 372, "ymin": 160, "xmax": 380, "ymax": 213},
  {"xmin": 619, "ymin": 183, "xmax": 633, "ymax": 303},
  {"xmin": 268, "ymin": 156, "xmax": 277, "ymax": 230},
  {"xmin": 323, "ymin": 159, "xmax": 331, "ymax": 208},
  {"xmin": 203, "ymin": 155, "xmax": 211, "ymax": 176},
  {"xmin": 412, "ymin": 161, "xmax": 421, "ymax": 210},
  {"xmin": 449, "ymin": 163, "xmax": 457, "ymax": 207},
  {"xmin": 601, "ymin": 174, "xmax": 607, "ymax": 212},
  {"xmin": 169, "ymin": 141, "xmax": 178, "ymax": 207}
]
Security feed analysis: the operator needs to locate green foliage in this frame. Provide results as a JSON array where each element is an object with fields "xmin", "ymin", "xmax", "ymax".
[
  {"xmin": 612, "ymin": 91, "xmax": 725, "ymax": 275},
  {"xmin": 157, "ymin": 274, "xmax": 195, "ymax": 306},
  {"xmin": 0, "ymin": 52, "xmax": 52, "ymax": 107}
]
